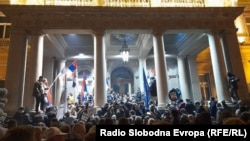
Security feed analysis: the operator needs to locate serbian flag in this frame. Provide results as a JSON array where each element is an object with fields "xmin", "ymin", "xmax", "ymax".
[
  {"xmin": 70, "ymin": 60, "xmax": 78, "ymax": 88},
  {"xmin": 44, "ymin": 78, "xmax": 53, "ymax": 106},
  {"xmin": 80, "ymin": 72, "xmax": 87, "ymax": 103},
  {"xmin": 68, "ymin": 60, "xmax": 77, "ymax": 72}
]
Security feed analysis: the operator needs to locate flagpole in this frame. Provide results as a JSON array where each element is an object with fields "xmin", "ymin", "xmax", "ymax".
[
  {"xmin": 49, "ymin": 60, "xmax": 77, "ymax": 91},
  {"xmin": 64, "ymin": 71, "xmax": 67, "ymax": 111},
  {"xmin": 48, "ymin": 68, "xmax": 69, "ymax": 91},
  {"xmin": 48, "ymin": 75, "xmax": 60, "ymax": 91}
]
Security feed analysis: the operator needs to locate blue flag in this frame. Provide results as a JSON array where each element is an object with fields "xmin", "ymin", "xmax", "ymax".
[
  {"xmin": 143, "ymin": 68, "xmax": 150, "ymax": 110},
  {"xmin": 68, "ymin": 60, "xmax": 77, "ymax": 72}
]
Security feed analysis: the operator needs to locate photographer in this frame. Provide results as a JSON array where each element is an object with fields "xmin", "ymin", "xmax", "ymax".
[{"xmin": 227, "ymin": 72, "xmax": 240, "ymax": 103}]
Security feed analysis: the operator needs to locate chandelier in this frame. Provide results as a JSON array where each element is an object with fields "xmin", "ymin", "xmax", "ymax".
[{"xmin": 120, "ymin": 35, "xmax": 130, "ymax": 63}]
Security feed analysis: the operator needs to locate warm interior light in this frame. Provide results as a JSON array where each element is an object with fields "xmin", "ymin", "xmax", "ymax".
[
  {"xmin": 78, "ymin": 53, "xmax": 84, "ymax": 57},
  {"xmin": 238, "ymin": 36, "xmax": 245, "ymax": 44},
  {"xmin": 120, "ymin": 35, "xmax": 130, "ymax": 63},
  {"xmin": 121, "ymin": 50, "xmax": 129, "ymax": 62}
]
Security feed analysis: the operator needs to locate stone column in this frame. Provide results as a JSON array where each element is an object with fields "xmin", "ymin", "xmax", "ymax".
[
  {"xmin": 51, "ymin": 57, "xmax": 58, "ymax": 104},
  {"xmin": 43, "ymin": 58, "xmax": 54, "ymax": 87},
  {"xmin": 221, "ymin": 28, "xmax": 250, "ymax": 102},
  {"xmin": 93, "ymin": 31, "xmax": 106, "ymax": 107},
  {"xmin": 23, "ymin": 31, "xmax": 45, "ymax": 111},
  {"xmin": 177, "ymin": 56, "xmax": 190, "ymax": 100},
  {"xmin": 207, "ymin": 31, "xmax": 230, "ymax": 102},
  {"xmin": 152, "ymin": 31, "xmax": 169, "ymax": 109},
  {"xmin": 128, "ymin": 83, "xmax": 132, "ymax": 95},
  {"xmin": 55, "ymin": 59, "xmax": 66, "ymax": 106},
  {"xmin": 104, "ymin": 41, "xmax": 108, "ymax": 94},
  {"xmin": 5, "ymin": 28, "xmax": 28, "ymax": 115},
  {"xmin": 187, "ymin": 56, "xmax": 202, "ymax": 102}
]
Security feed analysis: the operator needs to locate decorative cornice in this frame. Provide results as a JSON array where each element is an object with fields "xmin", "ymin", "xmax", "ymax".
[{"xmin": 0, "ymin": 5, "xmax": 245, "ymax": 31}]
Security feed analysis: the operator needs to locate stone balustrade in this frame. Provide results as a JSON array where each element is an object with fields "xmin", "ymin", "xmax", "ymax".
[{"xmin": 0, "ymin": 38, "xmax": 10, "ymax": 48}]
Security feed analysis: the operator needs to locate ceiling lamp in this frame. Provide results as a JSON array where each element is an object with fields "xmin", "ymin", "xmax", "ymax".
[{"xmin": 120, "ymin": 35, "xmax": 130, "ymax": 63}]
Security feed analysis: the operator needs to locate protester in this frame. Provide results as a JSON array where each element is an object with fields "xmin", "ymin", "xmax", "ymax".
[
  {"xmin": 227, "ymin": 72, "xmax": 240, "ymax": 103},
  {"xmin": 33, "ymin": 76, "xmax": 47, "ymax": 113}
]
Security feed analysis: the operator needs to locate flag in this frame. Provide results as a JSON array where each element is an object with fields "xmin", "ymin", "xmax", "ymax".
[
  {"xmin": 59, "ymin": 66, "xmax": 67, "ymax": 81},
  {"xmin": 71, "ymin": 61, "xmax": 78, "ymax": 88},
  {"xmin": 80, "ymin": 72, "xmax": 87, "ymax": 103},
  {"xmin": 56, "ymin": 88, "xmax": 67, "ymax": 120},
  {"xmin": 72, "ymin": 71, "xmax": 77, "ymax": 87},
  {"xmin": 48, "ymin": 66, "xmax": 67, "ymax": 90},
  {"xmin": 60, "ymin": 66, "xmax": 67, "ymax": 75},
  {"xmin": 143, "ymin": 68, "xmax": 150, "ymax": 110},
  {"xmin": 56, "ymin": 70, "xmax": 68, "ymax": 120},
  {"xmin": 68, "ymin": 60, "xmax": 77, "ymax": 72},
  {"xmin": 82, "ymin": 72, "xmax": 87, "ymax": 93},
  {"xmin": 44, "ymin": 79, "xmax": 53, "ymax": 106}
]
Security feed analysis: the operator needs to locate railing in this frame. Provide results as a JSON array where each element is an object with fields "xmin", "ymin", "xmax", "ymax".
[
  {"xmin": 44, "ymin": 0, "xmax": 95, "ymax": 6},
  {"xmin": 0, "ymin": 38, "xmax": 10, "ymax": 48},
  {"xmin": 44, "ymin": 0, "xmax": 205, "ymax": 7},
  {"xmin": 103, "ymin": 0, "xmax": 151, "ymax": 7},
  {"xmin": 160, "ymin": 0, "xmax": 205, "ymax": 7},
  {"xmin": 10, "ymin": 0, "xmax": 237, "ymax": 7}
]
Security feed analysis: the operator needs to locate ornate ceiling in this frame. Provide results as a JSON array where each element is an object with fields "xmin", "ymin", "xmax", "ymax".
[{"xmin": 43, "ymin": 29, "xmax": 209, "ymax": 61}]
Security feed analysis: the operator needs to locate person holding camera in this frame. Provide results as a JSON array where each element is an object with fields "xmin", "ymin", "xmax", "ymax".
[{"xmin": 227, "ymin": 72, "xmax": 240, "ymax": 103}]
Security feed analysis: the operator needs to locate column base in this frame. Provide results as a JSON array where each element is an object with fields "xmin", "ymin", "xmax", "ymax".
[
  {"xmin": 157, "ymin": 103, "xmax": 167, "ymax": 113},
  {"xmin": 94, "ymin": 105, "xmax": 102, "ymax": 113}
]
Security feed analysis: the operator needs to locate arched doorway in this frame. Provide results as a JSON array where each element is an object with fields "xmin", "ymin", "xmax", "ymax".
[{"xmin": 111, "ymin": 67, "xmax": 133, "ymax": 95}]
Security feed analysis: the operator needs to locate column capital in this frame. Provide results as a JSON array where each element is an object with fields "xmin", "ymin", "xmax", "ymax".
[
  {"xmin": 208, "ymin": 27, "xmax": 237, "ymax": 36},
  {"xmin": 221, "ymin": 28, "xmax": 238, "ymax": 35},
  {"xmin": 206, "ymin": 28, "xmax": 222, "ymax": 36},
  {"xmin": 29, "ymin": 29, "xmax": 45, "ymax": 37},
  {"xmin": 138, "ymin": 58, "xmax": 146, "ymax": 62},
  {"xmin": 10, "ymin": 28, "xmax": 28, "ymax": 36},
  {"xmin": 152, "ymin": 29, "xmax": 164, "ymax": 37},
  {"xmin": 92, "ymin": 30, "xmax": 105, "ymax": 37},
  {"xmin": 177, "ymin": 55, "xmax": 187, "ymax": 59},
  {"xmin": 187, "ymin": 55, "xmax": 197, "ymax": 59}
]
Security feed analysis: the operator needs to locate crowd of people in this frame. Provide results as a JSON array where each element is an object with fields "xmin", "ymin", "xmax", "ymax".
[
  {"xmin": 0, "ymin": 73, "xmax": 249, "ymax": 141},
  {"xmin": 0, "ymin": 89, "xmax": 249, "ymax": 141}
]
